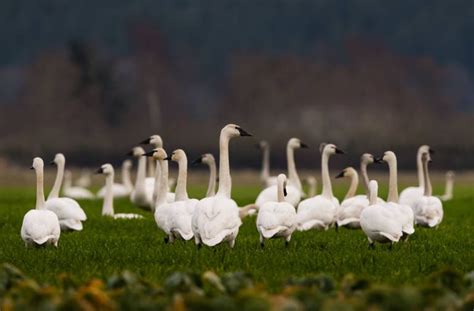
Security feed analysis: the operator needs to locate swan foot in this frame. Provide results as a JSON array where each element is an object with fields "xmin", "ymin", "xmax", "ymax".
[
  {"xmin": 285, "ymin": 240, "xmax": 289, "ymax": 248},
  {"xmin": 164, "ymin": 236, "xmax": 169, "ymax": 244},
  {"xmin": 335, "ymin": 223, "xmax": 339, "ymax": 233},
  {"xmin": 260, "ymin": 242, "xmax": 265, "ymax": 249},
  {"xmin": 368, "ymin": 243, "xmax": 375, "ymax": 250},
  {"xmin": 389, "ymin": 243, "xmax": 393, "ymax": 251}
]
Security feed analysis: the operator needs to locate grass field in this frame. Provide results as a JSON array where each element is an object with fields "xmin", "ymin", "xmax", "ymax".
[{"xmin": 0, "ymin": 181, "xmax": 472, "ymax": 293}]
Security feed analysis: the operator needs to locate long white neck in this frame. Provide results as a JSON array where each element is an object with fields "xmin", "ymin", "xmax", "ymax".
[
  {"xmin": 155, "ymin": 159, "xmax": 169, "ymax": 207},
  {"xmin": 287, "ymin": 145, "xmax": 302, "ymax": 192},
  {"xmin": 307, "ymin": 178, "xmax": 317, "ymax": 197},
  {"xmin": 134, "ymin": 156, "xmax": 147, "ymax": 192},
  {"xmin": 48, "ymin": 161, "xmax": 64, "ymax": 199},
  {"xmin": 102, "ymin": 172, "xmax": 115, "ymax": 216},
  {"xmin": 122, "ymin": 164, "xmax": 133, "ymax": 191},
  {"xmin": 422, "ymin": 160, "xmax": 432, "ymax": 197},
  {"xmin": 444, "ymin": 174, "xmax": 454, "ymax": 198},
  {"xmin": 206, "ymin": 161, "xmax": 217, "ymax": 197},
  {"xmin": 64, "ymin": 173, "xmax": 72, "ymax": 189},
  {"xmin": 360, "ymin": 161, "xmax": 370, "ymax": 196},
  {"xmin": 277, "ymin": 180, "xmax": 285, "ymax": 202},
  {"xmin": 321, "ymin": 151, "xmax": 334, "ymax": 199},
  {"xmin": 217, "ymin": 134, "xmax": 232, "ymax": 198},
  {"xmin": 35, "ymin": 166, "xmax": 46, "ymax": 210},
  {"xmin": 147, "ymin": 157, "xmax": 155, "ymax": 178},
  {"xmin": 261, "ymin": 145, "xmax": 270, "ymax": 182},
  {"xmin": 175, "ymin": 158, "xmax": 189, "ymax": 201},
  {"xmin": 387, "ymin": 158, "xmax": 399, "ymax": 203},
  {"xmin": 417, "ymin": 150, "xmax": 424, "ymax": 189},
  {"xmin": 344, "ymin": 173, "xmax": 359, "ymax": 200},
  {"xmin": 152, "ymin": 160, "xmax": 161, "ymax": 204},
  {"xmin": 369, "ymin": 182, "xmax": 378, "ymax": 205}
]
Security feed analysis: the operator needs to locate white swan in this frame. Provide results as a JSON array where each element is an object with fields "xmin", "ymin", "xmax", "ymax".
[
  {"xmin": 75, "ymin": 170, "xmax": 91, "ymax": 188},
  {"xmin": 256, "ymin": 174, "xmax": 297, "ymax": 247},
  {"xmin": 255, "ymin": 138, "xmax": 308, "ymax": 207},
  {"xmin": 258, "ymin": 141, "xmax": 277, "ymax": 187},
  {"xmin": 381, "ymin": 151, "xmax": 415, "ymax": 238},
  {"xmin": 336, "ymin": 154, "xmax": 384, "ymax": 229},
  {"xmin": 140, "ymin": 135, "xmax": 176, "ymax": 190},
  {"xmin": 97, "ymin": 160, "xmax": 133, "ymax": 198},
  {"xmin": 129, "ymin": 146, "xmax": 155, "ymax": 209},
  {"xmin": 399, "ymin": 145, "xmax": 433, "ymax": 208},
  {"xmin": 192, "ymin": 124, "xmax": 252, "ymax": 248},
  {"xmin": 304, "ymin": 176, "xmax": 317, "ymax": 197},
  {"xmin": 296, "ymin": 143, "xmax": 343, "ymax": 231},
  {"xmin": 63, "ymin": 170, "xmax": 96, "ymax": 200},
  {"xmin": 96, "ymin": 164, "xmax": 144, "ymax": 219},
  {"xmin": 439, "ymin": 171, "xmax": 455, "ymax": 201},
  {"xmin": 360, "ymin": 180, "xmax": 403, "ymax": 248},
  {"xmin": 21, "ymin": 158, "xmax": 61, "ymax": 247},
  {"xmin": 153, "ymin": 149, "xmax": 198, "ymax": 242},
  {"xmin": 193, "ymin": 153, "xmax": 217, "ymax": 197},
  {"xmin": 413, "ymin": 152, "xmax": 443, "ymax": 227},
  {"xmin": 45, "ymin": 153, "xmax": 87, "ymax": 231}
]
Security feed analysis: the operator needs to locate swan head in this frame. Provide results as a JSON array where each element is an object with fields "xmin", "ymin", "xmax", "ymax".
[
  {"xmin": 277, "ymin": 174, "xmax": 288, "ymax": 196},
  {"xmin": 361, "ymin": 153, "xmax": 381, "ymax": 164},
  {"xmin": 321, "ymin": 143, "xmax": 345, "ymax": 155},
  {"xmin": 221, "ymin": 124, "xmax": 252, "ymax": 138},
  {"xmin": 144, "ymin": 148, "xmax": 168, "ymax": 161},
  {"xmin": 257, "ymin": 140, "xmax": 269, "ymax": 149},
  {"xmin": 169, "ymin": 149, "xmax": 187, "ymax": 163},
  {"xmin": 418, "ymin": 145, "xmax": 434, "ymax": 156},
  {"xmin": 96, "ymin": 163, "xmax": 114, "ymax": 175},
  {"xmin": 140, "ymin": 135, "xmax": 163, "ymax": 148},
  {"xmin": 446, "ymin": 171, "xmax": 455, "ymax": 179},
  {"xmin": 122, "ymin": 160, "xmax": 132, "ymax": 169},
  {"xmin": 128, "ymin": 146, "xmax": 146, "ymax": 157},
  {"xmin": 421, "ymin": 151, "xmax": 432, "ymax": 163},
  {"xmin": 381, "ymin": 151, "xmax": 397, "ymax": 163},
  {"xmin": 193, "ymin": 153, "xmax": 215, "ymax": 166},
  {"xmin": 31, "ymin": 157, "xmax": 44, "ymax": 170},
  {"xmin": 335, "ymin": 167, "xmax": 357, "ymax": 179},
  {"xmin": 304, "ymin": 176, "xmax": 316, "ymax": 185},
  {"xmin": 50, "ymin": 153, "xmax": 65, "ymax": 166},
  {"xmin": 288, "ymin": 138, "xmax": 308, "ymax": 149}
]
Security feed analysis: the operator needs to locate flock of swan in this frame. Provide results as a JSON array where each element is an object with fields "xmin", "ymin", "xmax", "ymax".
[{"xmin": 20, "ymin": 124, "xmax": 455, "ymax": 249}]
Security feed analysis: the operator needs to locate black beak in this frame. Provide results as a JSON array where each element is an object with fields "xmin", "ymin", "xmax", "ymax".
[
  {"xmin": 335, "ymin": 171, "xmax": 345, "ymax": 178},
  {"xmin": 143, "ymin": 150, "xmax": 155, "ymax": 157},
  {"xmin": 335, "ymin": 148, "xmax": 345, "ymax": 154},
  {"xmin": 236, "ymin": 127, "xmax": 252, "ymax": 137},
  {"xmin": 283, "ymin": 187, "xmax": 288, "ymax": 197},
  {"xmin": 192, "ymin": 157, "xmax": 203, "ymax": 165},
  {"xmin": 126, "ymin": 150, "xmax": 134, "ymax": 156},
  {"xmin": 49, "ymin": 161, "xmax": 55, "ymax": 165},
  {"xmin": 30, "ymin": 166, "xmax": 34, "ymax": 170},
  {"xmin": 300, "ymin": 142, "xmax": 309, "ymax": 149},
  {"xmin": 140, "ymin": 138, "xmax": 151, "ymax": 145},
  {"xmin": 95, "ymin": 168, "xmax": 104, "ymax": 174},
  {"xmin": 373, "ymin": 157, "xmax": 383, "ymax": 163},
  {"xmin": 429, "ymin": 149, "xmax": 435, "ymax": 155},
  {"xmin": 164, "ymin": 156, "xmax": 171, "ymax": 161}
]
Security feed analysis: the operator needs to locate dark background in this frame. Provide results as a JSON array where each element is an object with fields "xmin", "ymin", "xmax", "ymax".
[{"xmin": 1, "ymin": 0, "xmax": 473, "ymax": 169}]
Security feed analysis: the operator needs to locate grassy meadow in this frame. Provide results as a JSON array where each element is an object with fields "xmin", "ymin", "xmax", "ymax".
[{"xmin": 0, "ymin": 181, "xmax": 472, "ymax": 293}]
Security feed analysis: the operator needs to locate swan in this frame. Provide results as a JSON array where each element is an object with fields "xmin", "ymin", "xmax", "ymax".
[
  {"xmin": 258, "ymin": 141, "xmax": 277, "ymax": 187},
  {"xmin": 96, "ymin": 164, "xmax": 143, "ymax": 219},
  {"xmin": 62, "ymin": 170, "xmax": 96, "ymax": 200},
  {"xmin": 413, "ymin": 152, "xmax": 443, "ymax": 227},
  {"xmin": 399, "ymin": 145, "xmax": 433, "ymax": 208},
  {"xmin": 97, "ymin": 160, "xmax": 133, "ymax": 198},
  {"xmin": 151, "ymin": 149, "xmax": 197, "ymax": 242},
  {"xmin": 129, "ymin": 146, "xmax": 155, "ymax": 209},
  {"xmin": 296, "ymin": 143, "xmax": 343, "ymax": 231},
  {"xmin": 140, "ymin": 135, "xmax": 177, "ymax": 190},
  {"xmin": 21, "ymin": 158, "xmax": 61, "ymax": 247},
  {"xmin": 439, "ymin": 171, "xmax": 455, "ymax": 201},
  {"xmin": 45, "ymin": 153, "xmax": 87, "ymax": 231},
  {"xmin": 360, "ymin": 180, "xmax": 403, "ymax": 248},
  {"xmin": 381, "ymin": 151, "xmax": 415, "ymax": 238},
  {"xmin": 193, "ymin": 153, "xmax": 217, "ymax": 197},
  {"xmin": 75, "ymin": 170, "xmax": 91, "ymax": 188},
  {"xmin": 255, "ymin": 138, "xmax": 308, "ymax": 207},
  {"xmin": 192, "ymin": 124, "xmax": 252, "ymax": 248},
  {"xmin": 256, "ymin": 174, "xmax": 297, "ymax": 247},
  {"xmin": 304, "ymin": 176, "xmax": 317, "ymax": 197},
  {"xmin": 336, "ymin": 154, "xmax": 384, "ymax": 229}
]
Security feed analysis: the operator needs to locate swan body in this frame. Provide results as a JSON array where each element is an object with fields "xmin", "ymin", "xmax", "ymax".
[
  {"xmin": 45, "ymin": 153, "xmax": 87, "ymax": 231},
  {"xmin": 360, "ymin": 180, "xmax": 403, "ymax": 246},
  {"xmin": 21, "ymin": 158, "xmax": 61, "ymax": 247},
  {"xmin": 62, "ymin": 170, "xmax": 95, "ymax": 200},
  {"xmin": 256, "ymin": 138, "xmax": 307, "ymax": 207},
  {"xmin": 257, "ymin": 174, "xmax": 296, "ymax": 246},
  {"xmin": 297, "ymin": 143, "xmax": 343, "ymax": 231},
  {"xmin": 193, "ymin": 124, "xmax": 251, "ymax": 247}
]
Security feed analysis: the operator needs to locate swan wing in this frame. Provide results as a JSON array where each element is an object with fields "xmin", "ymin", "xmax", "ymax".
[{"xmin": 45, "ymin": 198, "xmax": 87, "ymax": 221}]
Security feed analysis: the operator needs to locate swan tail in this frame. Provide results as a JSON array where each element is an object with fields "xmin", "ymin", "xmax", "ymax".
[
  {"xmin": 33, "ymin": 235, "xmax": 56, "ymax": 245},
  {"xmin": 298, "ymin": 219, "xmax": 326, "ymax": 231},
  {"xmin": 380, "ymin": 232, "xmax": 400, "ymax": 242},
  {"xmin": 202, "ymin": 229, "xmax": 236, "ymax": 247},
  {"xmin": 260, "ymin": 226, "xmax": 286, "ymax": 239},
  {"xmin": 59, "ymin": 219, "xmax": 83, "ymax": 231},
  {"xmin": 337, "ymin": 218, "xmax": 359, "ymax": 227}
]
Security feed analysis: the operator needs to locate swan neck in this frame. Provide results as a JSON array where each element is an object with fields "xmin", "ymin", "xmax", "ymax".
[
  {"xmin": 277, "ymin": 180, "xmax": 285, "ymax": 202},
  {"xmin": 345, "ymin": 173, "xmax": 359, "ymax": 200},
  {"xmin": 308, "ymin": 180, "xmax": 317, "ymax": 197},
  {"xmin": 369, "ymin": 184, "xmax": 378, "ymax": 205},
  {"xmin": 206, "ymin": 160, "xmax": 217, "ymax": 197},
  {"xmin": 387, "ymin": 158, "xmax": 399, "ymax": 203},
  {"xmin": 175, "ymin": 158, "xmax": 189, "ymax": 201},
  {"xmin": 217, "ymin": 134, "xmax": 232, "ymax": 198},
  {"xmin": 35, "ymin": 166, "xmax": 45, "ymax": 210},
  {"xmin": 147, "ymin": 157, "xmax": 155, "ymax": 177},
  {"xmin": 417, "ymin": 151, "xmax": 425, "ymax": 188},
  {"xmin": 122, "ymin": 164, "xmax": 133, "ymax": 191},
  {"xmin": 261, "ymin": 145, "xmax": 270, "ymax": 181},
  {"xmin": 48, "ymin": 161, "xmax": 64, "ymax": 199},
  {"xmin": 360, "ymin": 162, "xmax": 370, "ymax": 196},
  {"xmin": 444, "ymin": 176, "xmax": 453, "ymax": 197},
  {"xmin": 287, "ymin": 145, "xmax": 302, "ymax": 191},
  {"xmin": 152, "ymin": 159, "xmax": 162, "ymax": 202},
  {"xmin": 102, "ymin": 172, "xmax": 115, "ymax": 216},
  {"xmin": 155, "ymin": 159, "xmax": 169, "ymax": 207},
  {"xmin": 422, "ymin": 160, "xmax": 432, "ymax": 196},
  {"xmin": 134, "ymin": 156, "xmax": 147, "ymax": 192},
  {"xmin": 321, "ymin": 152, "xmax": 334, "ymax": 198}
]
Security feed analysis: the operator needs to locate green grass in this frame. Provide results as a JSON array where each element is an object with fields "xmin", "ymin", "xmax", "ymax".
[{"xmin": 0, "ymin": 183, "xmax": 472, "ymax": 291}]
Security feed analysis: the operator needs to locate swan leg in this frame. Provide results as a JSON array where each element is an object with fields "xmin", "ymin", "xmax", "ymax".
[
  {"xmin": 285, "ymin": 235, "xmax": 291, "ymax": 248},
  {"xmin": 335, "ymin": 222, "xmax": 339, "ymax": 232},
  {"xmin": 368, "ymin": 238, "xmax": 375, "ymax": 250},
  {"xmin": 259, "ymin": 235, "xmax": 265, "ymax": 249},
  {"xmin": 164, "ymin": 236, "xmax": 169, "ymax": 244},
  {"xmin": 389, "ymin": 243, "xmax": 393, "ymax": 251}
]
